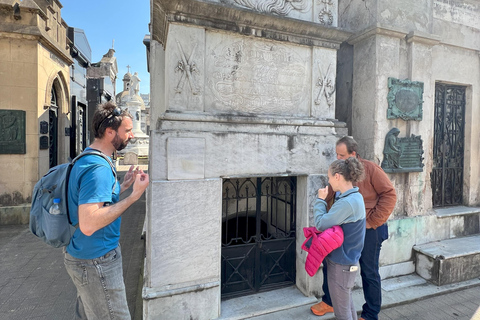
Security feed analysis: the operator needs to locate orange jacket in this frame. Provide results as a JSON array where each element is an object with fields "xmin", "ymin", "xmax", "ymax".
[{"xmin": 325, "ymin": 156, "xmax": 397, "ymax": 229}]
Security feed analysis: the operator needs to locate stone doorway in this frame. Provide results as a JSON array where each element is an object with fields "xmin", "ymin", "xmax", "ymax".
[
  {"xmin": 431, "ymin": 84, "xmax": 466, "ymax": 207},
  {"xmin": 221, "ymin": 177, "xmax": 297, "ymax": 299}
]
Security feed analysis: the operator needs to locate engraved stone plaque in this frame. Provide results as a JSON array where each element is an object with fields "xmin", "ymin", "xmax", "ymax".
[
  {"xmin": 381, "ymin": 128, "xmax": 424, "ymax": 173},
  {"xmin": 0, "ymin": 110, "xmax": 26, "ymax": 154},
  {"xmin": 205, "ymin": 34, "xmax": 311, "ymax": 116},
  {"xmin": 167, "ymin": 137, "xmax": 205, "ymax": 180},
  {"xmin": 387, "ymin": 77, "xmax": 424, "ymax": 121}
]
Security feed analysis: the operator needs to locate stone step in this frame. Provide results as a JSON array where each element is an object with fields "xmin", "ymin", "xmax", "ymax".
[{"xmin": 413, "ymin": 235, "xmax": 480, "ymax": 286}]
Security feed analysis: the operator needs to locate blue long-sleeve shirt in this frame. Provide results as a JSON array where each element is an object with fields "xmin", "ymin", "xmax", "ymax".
[{"xmin": 313, "ymin": 187, "xmax": 366, "ymax": 265}]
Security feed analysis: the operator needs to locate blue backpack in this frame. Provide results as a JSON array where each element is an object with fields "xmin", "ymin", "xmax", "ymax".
[{"xmin": 29, "ymin": 150, "xmax": 116, "ymax": 248}]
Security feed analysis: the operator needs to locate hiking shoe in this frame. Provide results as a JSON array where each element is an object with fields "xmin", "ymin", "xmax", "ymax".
[{"xmin": 310, "ymin": 301, "xmax": 334, "ymax": 316}]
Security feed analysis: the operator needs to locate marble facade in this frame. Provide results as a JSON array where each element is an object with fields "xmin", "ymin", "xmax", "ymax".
[
  {"xmin": 147, "ymin": 0, "xmax": 348, "ymax": 318},
  {"xmin": 147, "ymin": 0, "xmax": 480, "ymax": 319}
]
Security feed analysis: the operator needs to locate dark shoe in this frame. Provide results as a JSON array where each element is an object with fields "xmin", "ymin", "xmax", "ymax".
[{"xmin": 310, "ymin": 301, "xmax": 334, "ymax": 316}]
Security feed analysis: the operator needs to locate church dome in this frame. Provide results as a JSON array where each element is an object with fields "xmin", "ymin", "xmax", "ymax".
[{"xmin": 123, "ymin": 72, "xmax": 132, "ymax": 82}]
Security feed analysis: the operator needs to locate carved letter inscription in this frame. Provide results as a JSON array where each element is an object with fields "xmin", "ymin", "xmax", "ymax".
[{"xmin": 206, "ymin": 37, "xmax": 310, "ymax": 115}]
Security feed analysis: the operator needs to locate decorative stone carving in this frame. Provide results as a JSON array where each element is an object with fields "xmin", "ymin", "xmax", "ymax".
[
  {"xmin": 381, "ymin": 127, "xmax": 424, "ymax": 173},
  {"xmin": 225, "ymin": 0, "xmax": 311, "ymax": 16},
  {"xmin": 130, "ymin": 72, "xmax": 141, "ymax": 97},
  {"xmin": 387, "ymin": 77, "xmax": 424, "ymax": 121},
  {"xmin": 314, "ymin": 62, "xmax": 335, "ymax": 107},
  {"xmin": 206, "ymin": 36, "xmax": 310, "ymax": 115},
  {"xmin": 174, "ymin": 41, "xmax": 200, "ymax": 95},
  {"xmin": 317, "ymin": 0, "xmax": 334, "ymax": 25},
  {"xmin": 0, "ymin": 110, "xmax": 25, "ymax": 154}
]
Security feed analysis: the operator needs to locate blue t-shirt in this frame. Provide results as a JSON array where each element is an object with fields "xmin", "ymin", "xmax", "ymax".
[{"xmin": 66, "ymin": 149, "xmax": 120, "ymax": 259}]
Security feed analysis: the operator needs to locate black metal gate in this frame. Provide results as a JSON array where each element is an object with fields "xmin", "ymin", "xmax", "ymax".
[
  {"xmin": 221, "ymin": 177, "xmax": 296, "ymax": 299},
  {"xmin": 431, "ymin": 84, "xmax": 466, "ymax": 207}
]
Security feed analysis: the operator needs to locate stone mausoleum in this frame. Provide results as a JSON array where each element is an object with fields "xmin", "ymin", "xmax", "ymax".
[{"xmin": 145, "ymin": 0, "xmax": 480, "ymax": 319}]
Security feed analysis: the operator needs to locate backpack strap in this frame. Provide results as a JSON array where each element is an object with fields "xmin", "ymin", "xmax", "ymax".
[
  {"xmin": 72, "ymin": 150, "xmax": 117, "ymax": 189},
  {"xmin": 65, "ymin": 150, "xmax": 117, "ymax": 225}
]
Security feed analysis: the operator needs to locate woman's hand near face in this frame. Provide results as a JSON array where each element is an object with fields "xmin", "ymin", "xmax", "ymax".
[{"xmin": 318, "ymin": 187, "xmax": 329, "ymax": 200}]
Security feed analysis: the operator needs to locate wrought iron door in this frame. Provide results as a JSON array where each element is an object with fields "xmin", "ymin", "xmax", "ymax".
[
  {"xmin": 221, "ymin": 177, "xmax": 296, "ymax": 299},
  {"xmin": 431, "ymin": 84, "xmax": 466, "ymax": 207}
]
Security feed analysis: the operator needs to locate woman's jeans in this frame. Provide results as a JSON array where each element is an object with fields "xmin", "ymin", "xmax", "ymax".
[{"xmin": 64, "ymin": 246, "xmax": 130, "ymax": 320}]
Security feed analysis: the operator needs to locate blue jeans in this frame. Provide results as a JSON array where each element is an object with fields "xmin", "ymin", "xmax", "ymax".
[
  {"xmin": 64, "ymin": 246, "xmax": 130, "ymax": 320},
  {"xmin": 322, "ymin": 224, "xmax": 388, "ymax": 320}
]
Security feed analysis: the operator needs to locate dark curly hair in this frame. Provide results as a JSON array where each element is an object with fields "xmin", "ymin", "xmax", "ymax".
[
  {"xmin": 92, "ymin": 101, "xmax": 132, "ymax": 138},
  {"xmin": 329, "ymin": 157, "xmax": 365, "ymax": 183}
]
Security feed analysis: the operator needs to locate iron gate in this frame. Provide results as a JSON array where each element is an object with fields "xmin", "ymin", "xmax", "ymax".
[
  {"xmin": 431, "ymin": 84, "xmax": 466, "ymax": 207},
  {"xmin": 221, "ymin": 177, "xmax": 296, "ymax": 299}
]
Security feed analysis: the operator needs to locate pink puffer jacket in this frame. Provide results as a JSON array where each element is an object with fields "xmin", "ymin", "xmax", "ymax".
[{"xmin": 301, "ymin": 226, "xmax": 344, "ymax": 277}]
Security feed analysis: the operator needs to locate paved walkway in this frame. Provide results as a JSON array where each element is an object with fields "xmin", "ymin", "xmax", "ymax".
[
  {"xmin": 1, "ymin": 168, "xmax": 480, "ymax": 319},
  {"xmin": 0, "ymin": 170, "xmax": 146, "ymax": 320}
]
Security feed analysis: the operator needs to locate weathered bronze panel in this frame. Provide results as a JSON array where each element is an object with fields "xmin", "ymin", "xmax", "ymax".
[
  {"xmin": 381, "ymin": 127, "xmax": 424, "ymax": 173},
  {"xmin": 0, "ymin": 110, "xmax": 26, "ymax": 154},
  {"xmin": 387, "ymin": 77, "xmax": 424, "ymax": 121}
]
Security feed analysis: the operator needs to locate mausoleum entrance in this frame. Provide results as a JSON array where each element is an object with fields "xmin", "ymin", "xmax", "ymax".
[{"xmin": 221, "ymin": 176, "xmax": 297, "ymax": 299}]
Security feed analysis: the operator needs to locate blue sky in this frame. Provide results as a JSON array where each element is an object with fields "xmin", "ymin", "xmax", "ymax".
[{"xmin": 61, "ymin": 0, "xmax": 150, "ymax": 95}]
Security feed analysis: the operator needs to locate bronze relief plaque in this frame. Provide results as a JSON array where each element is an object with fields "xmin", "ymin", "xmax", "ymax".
[{"xmin": 387, "ymin": 77, "xmax": 424, "ymax": 121}]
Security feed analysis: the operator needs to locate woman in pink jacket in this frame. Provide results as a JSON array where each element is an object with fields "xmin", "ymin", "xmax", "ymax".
[{"xmin": 312, "ymin": 157, "xmax": 366, "ymax": 320}]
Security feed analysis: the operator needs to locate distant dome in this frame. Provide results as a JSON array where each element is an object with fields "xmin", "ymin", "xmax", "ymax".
[
  {"xmin": 115, "ymin": 90, "xmax": 146, "ymax": 110},
  {"xmin": 123, "ymin": 72, "xmax": 132, "ymax": 82}
]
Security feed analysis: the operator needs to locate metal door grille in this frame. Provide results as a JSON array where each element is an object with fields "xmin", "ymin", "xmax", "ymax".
[
  {"xmin": 431, "ymin": 84, "xmax": 465, "ymax": 207},
  {"xmin": 221, "ymin": 177, "xmax": 296, "ymax": 299}
]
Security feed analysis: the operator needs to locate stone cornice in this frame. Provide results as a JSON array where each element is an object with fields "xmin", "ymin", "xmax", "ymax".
[
  {"xmin": 152, "ymin": 0, "xmax": 352, "ymax": 49},
  {"xmin": 348, "ymin": 24, "xmax": 407, "ymax": 45},
  {"xmin": 348, "ymin": 24, "xmax": 442, "ymax": 48},
  {"xmin": 406, "ymin": 31, "xmax": 441, "ymax": 46}
]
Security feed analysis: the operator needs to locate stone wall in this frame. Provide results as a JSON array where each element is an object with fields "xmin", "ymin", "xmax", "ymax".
[
  {"xmin": 336, "ymin": 0, "xmax": 480, "ymax": 272},
  {"xmin": 147, "ymin": 0, "xmax": 349, "ymax": 318},
  {"xmin": 0, "ymin": 3, "xmax": 71, "ymax": 209}
]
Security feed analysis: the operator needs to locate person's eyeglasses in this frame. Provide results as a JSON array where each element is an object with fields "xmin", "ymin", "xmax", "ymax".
[{"xmin": 98, "ymin": 107, "xmax": 122, "ymax": 130}]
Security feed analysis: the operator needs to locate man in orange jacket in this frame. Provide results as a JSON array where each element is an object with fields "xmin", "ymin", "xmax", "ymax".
[{"xmin": 311, "ymin": 136, "xmax": 397, "ymax": 320}]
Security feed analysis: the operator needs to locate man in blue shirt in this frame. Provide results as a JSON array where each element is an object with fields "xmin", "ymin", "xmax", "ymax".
[{"xmin": 64, "ymin": 101, "xmax": 149, "ymax": 319}]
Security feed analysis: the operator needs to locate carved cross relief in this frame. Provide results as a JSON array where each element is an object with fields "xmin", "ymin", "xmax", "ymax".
[
  {"xmin": 175, "ymin": 41, "xmax": 200, "ymax": 95},
  {"xmin": 314, "ymin": 62, "xmax": 335, "ymax": 107}
]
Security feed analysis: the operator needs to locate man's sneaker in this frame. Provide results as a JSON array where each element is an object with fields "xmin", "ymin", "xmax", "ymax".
[{"xmin": 310, "ymin": 301, "xmax": 334, "ymax": 316}]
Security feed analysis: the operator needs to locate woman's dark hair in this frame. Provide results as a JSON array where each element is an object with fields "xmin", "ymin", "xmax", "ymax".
[
  {"xmin": 329, "ymin": 157, "xmax": 365, "ymax": 183},
  {"xmin": 92, "ymin": 101, "xmax": 132, "ymax": 138}
]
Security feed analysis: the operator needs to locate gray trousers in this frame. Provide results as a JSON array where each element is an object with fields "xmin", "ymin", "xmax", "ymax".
[
  {"xmin": 326, "ymin": 258, "xmax": 358, "ymax": 320},
  {"xmin": 64, "ymin": 246, "xmax": 130, "ymax": 320}
]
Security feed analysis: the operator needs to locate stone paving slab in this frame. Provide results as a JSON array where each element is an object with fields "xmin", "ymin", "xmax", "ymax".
[{"xmin": 223, "ymin": 276, "xmax": 480, "ymax": 320}]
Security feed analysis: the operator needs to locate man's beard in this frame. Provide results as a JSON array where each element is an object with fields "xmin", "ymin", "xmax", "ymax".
[{"xmin": 112, "ymin": 133, "xmax": 129, "ymax": 151}]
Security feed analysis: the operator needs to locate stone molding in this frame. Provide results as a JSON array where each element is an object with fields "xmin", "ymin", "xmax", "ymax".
[
  {"xmin": 152, "ymin": 0, "xmax": 351, "ymax": 49},
  {"xmin": 143, "ymin": 280, "xmax": 219, "ymax": 300},
  {"xmin": 157, "ymin": 111, "xmax": 347, "ymax": 129}
]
